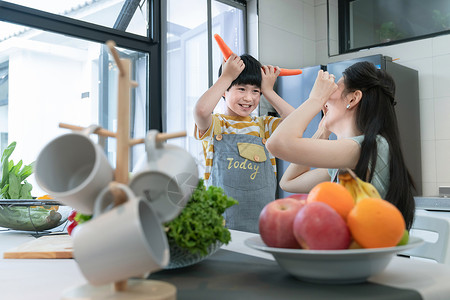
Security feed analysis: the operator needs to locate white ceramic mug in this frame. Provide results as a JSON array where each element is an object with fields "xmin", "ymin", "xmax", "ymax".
[
  {"xmin": 34, "ymin": 125, "xmax": 114, "ymax": 214},
  {"xmin": 129, "ymin": 130, "xmax": 199, "ymax": 223},
  {"xmin": 72, "ymin": 182, "xmax": 169, "ymax": 286}
]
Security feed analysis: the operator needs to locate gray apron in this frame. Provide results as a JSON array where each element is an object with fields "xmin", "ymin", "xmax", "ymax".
[{"xmin": 210, "ymin": 117, "xmax": 277, "ymax": 233}]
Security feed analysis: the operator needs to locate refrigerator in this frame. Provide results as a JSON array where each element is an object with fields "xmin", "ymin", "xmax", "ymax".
[{"xmin": 274, "ymin": 54, "xmax": 422, "ymax": 198}]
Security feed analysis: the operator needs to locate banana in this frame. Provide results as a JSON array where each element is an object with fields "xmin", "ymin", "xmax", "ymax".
[
  {"xmin": 338, "ymin": 173, "xmax": 358, "ymax": 201},
  {"xmin": 356, "ymin": 176, "xmax": 381, "ymax": 199},
  {"xmin": 338, "ymin": 168, "xmax": 381, "ymax": 203}
]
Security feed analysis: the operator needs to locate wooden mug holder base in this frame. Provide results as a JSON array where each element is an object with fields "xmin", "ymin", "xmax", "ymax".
[{"xmin": 61, "ymin": 279, "xmax": 176, "ymax": 300}]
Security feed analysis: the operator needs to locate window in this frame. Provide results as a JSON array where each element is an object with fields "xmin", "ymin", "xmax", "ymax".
[
  {"xmin": 2, "ymin": 0, "xmax": 149, "ymax": 37},
  {"xmin": 164, "ymin": 0, "xmax": 246, "ymax": 175},
  {"xmin": 0, "ymin": 1, "xmax": 160, "ymax": 196},
  {"xmin": 335, "ymin": 0, "xmax": 450, "ymax": 54},
  {"xmin": 0, "ymin": 62, "xmax": 8, "ymax": 155}
]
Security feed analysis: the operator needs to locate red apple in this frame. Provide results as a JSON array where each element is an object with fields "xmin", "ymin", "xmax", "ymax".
[
  {"xmin": 293, "ymin": 202, "xmax": 351, "ymax": 250},
  {"xmin": 288, "ymin": 194, "xmax": 309, "ymax": 201},
  {"xmin": 259, "ymin": 198, "xmax": 306, "ymax": 248}
]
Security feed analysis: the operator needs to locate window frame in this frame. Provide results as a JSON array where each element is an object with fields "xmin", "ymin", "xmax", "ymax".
[
  {"xmin": 0, "ymin": 61, "xmax": 8, "ymax": 106},
  {"xmin": 207, "ymin": 0, "xmax": 247, "ymax": 87},
  {"xmin": 161, "ymin": 0, "xmax": 247, "ymax": 132},
  {"xmin": 162, "ymin": 0, "xmax": 248, "ymax": 179},
  {"xmin": 0, "ymin": 0, "xmax": 162, "ymax": 131}
]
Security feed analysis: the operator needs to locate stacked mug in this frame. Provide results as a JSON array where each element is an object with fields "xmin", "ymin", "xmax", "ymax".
[{"xmin": 34, "ymin": 127, "xmax": 198, "ymax": 286}]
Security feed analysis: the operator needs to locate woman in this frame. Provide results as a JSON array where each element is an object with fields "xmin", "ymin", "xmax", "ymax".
[{"xmin": 265, "ymin": 62, "xmax": 415, "ymax": 229}]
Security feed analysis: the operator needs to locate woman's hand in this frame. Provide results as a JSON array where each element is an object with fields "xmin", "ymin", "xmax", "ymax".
[
  {"xmin": 261, "ymin": 65, "xmax": 281, "ymax": 94},
  {"xmin": 312, "ymin": 109, "xmax": 332, "ymax": 140},
  {"xmin": 221, "ymin": 53, "xmax": 245, "ymax": 82},
  {"xmin": 309, "ymin": 70, "xmax": 338, "ymax": 106}
]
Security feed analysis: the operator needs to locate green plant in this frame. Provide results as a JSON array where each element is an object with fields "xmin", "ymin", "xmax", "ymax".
[
  {"xmin": 0, "ymin": 142, "xmax": 34, "ymax": 199},
  {"xmin": 165, "ymin": 179, "xmax": 238, "ymax": 256},
  {"xmin": 376, "ymin": 21, "xmax": 404, "ymax": 42}
]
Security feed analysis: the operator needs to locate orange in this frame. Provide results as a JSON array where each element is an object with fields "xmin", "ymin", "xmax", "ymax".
[
  {"xmin": 35, "ymin": 194, "xmax": 58, "ymax": 210},
  {"xmin": 347, "ymin": 198, "xmax": 406, "ymax": 248},
  {"xmin": 307, "ymin": 182, "xmax": 355, "ymax": 221}
]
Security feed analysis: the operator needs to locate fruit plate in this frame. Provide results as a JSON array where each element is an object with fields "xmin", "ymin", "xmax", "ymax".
[{"xmin": 244, "ymin": 235, "xmax": 423, "ymax": 284}]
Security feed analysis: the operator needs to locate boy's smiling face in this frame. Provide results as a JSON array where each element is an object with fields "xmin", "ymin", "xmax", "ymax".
[{"xmin": 224, "ymin": 83, "xmax": 261, "ymax": 117}]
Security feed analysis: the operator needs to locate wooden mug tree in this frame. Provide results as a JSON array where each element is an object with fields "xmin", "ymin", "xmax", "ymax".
[{"xmin": 61, "ymin": 41, "xmax": 181, "ymax": 300}]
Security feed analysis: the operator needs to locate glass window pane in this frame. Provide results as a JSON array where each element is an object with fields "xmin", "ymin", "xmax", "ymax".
[
  {"xmin": 0, "ymin": 63, "xmax": 8, "ymax": 156},
  {"xmin": 348, "ymin": 0, "xmax": 450, "ymax": 51},
  {"xmin": 211, "ymin": 0, "xmax": 246, "ymax": 114},
  {"xmin": 0, "ymin": 21, "xmax": 148, "ymax": 196},
  {"xmin": 165, "ymin": 0, "xmax": 246, "ymax": 176},
  {"xmin": 3, "ymin": 0, "xmax": 149, "ymax": 37},
  {"xmin": 165, "ymin": 0, "xmax": 208, "ymax": 174}
]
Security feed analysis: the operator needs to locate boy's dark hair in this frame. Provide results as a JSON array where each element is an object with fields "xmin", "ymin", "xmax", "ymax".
[{"xmin": 218, "ymin": 54, "xmax": 262, "ymax": 90}]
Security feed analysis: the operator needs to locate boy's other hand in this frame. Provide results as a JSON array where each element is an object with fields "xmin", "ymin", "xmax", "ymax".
[
  {"xmin": 261, "ymin": 65, "xmax": 281, "ymax": 94},
  {"xmin": 221, "ymin": 53, "xmax": 245, "ymax": 82}
]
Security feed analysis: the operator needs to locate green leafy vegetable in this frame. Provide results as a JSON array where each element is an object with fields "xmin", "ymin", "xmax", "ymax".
[
  {"xmin": 0, "ymin": 142, "xmax": 34, "ymax": 199},
  {"xmin": 165, "ymin": 179, "xmax": 238, "ymax": 256},
  {"xmin": 0, "ymin": 206, "xmax": 63, "ymax": 231},
  {"xmin": 74, "ymin": 212, "xmax": 92, "ymax": 223}
]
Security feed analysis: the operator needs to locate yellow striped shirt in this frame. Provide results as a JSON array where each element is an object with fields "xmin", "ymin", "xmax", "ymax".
[{"xmin": 194, "ymin": 113, "xmax": 281, "ymax": 181}]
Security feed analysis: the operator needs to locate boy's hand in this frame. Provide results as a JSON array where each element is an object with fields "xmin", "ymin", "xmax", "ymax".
[
  {"xmin": 309, "ymin": 70, "xmax": 338, "ymax": 105},
  {"xmin": 221, "ymin": 53, "xmax": 245, "ymax": 82},
  {"xmin": 261, "ymin": 65, "xmax": 281, "ymax": 94}
]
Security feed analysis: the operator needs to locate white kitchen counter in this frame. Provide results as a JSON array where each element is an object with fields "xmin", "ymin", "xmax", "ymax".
[{"xmin": 1, "ymin": 228, "xmax": 450, "ymax": 300}]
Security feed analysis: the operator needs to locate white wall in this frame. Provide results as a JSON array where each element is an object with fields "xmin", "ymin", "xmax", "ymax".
[
  {"xmin": 258, "ymin": 0, "xmax": 317, "ymax": 68},
  {"xmin": 257, "ymin": 0, "xmax": 317, "ymax": 115},
  {"xmin": 257, "ymin": 0, "xmax": 450, "ymax": 196}
]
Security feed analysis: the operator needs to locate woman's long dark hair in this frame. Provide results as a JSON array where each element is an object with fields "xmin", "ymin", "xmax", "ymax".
[{"xmin": 342, "ymin": 61, "xmax": 415, "ymax": 229}]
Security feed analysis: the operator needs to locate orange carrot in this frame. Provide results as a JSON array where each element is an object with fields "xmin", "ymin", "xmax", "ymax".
[
  {"xmin": 279, "ymin": 68, "xmax": 302, "ymax": 76},
  {"xmin": 214, "ymin": 33, "xmax": 302, "ymax": 76},
  {"xmin": 214, "ymin": 34, "xmax": 233, "ymax": 59}
]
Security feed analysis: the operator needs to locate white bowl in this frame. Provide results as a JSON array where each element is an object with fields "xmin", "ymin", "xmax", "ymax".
[{"xmin": 245, "ymin": 236, "xmax": 423, "ymax": 284}]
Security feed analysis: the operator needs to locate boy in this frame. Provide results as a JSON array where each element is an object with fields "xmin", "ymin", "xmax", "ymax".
[{"xmin": 194, "ymin": 53, "xmax": 294, "ymax": 233}]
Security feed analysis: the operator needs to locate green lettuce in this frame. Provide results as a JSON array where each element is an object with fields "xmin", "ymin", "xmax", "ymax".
[{"xmin": 165, "ymin": 179, "xmax": 238, "ymax": 256}]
